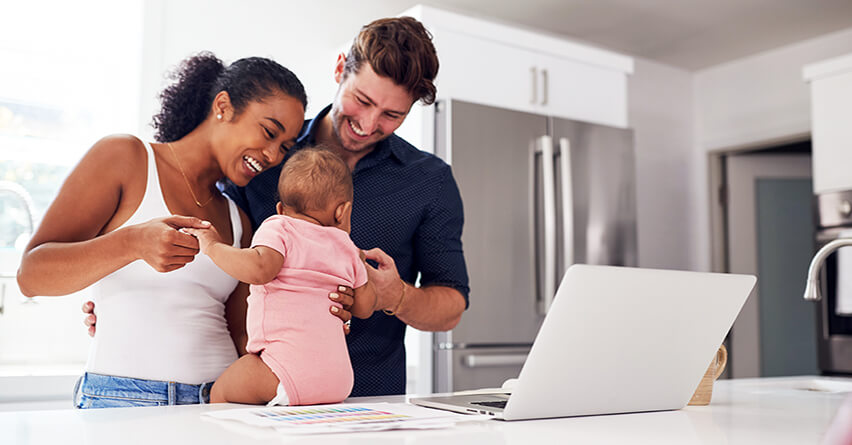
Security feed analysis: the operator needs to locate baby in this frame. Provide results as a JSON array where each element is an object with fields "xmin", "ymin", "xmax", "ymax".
[{"xmin": 187, "ymin": 146, "xmax": 376, "ymax": 406}]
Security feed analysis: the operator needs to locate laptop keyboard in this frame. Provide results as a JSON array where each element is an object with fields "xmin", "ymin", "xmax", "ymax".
[{"xmin": 471, "ymin": 400, "xmax": 507, "ymax": 409}]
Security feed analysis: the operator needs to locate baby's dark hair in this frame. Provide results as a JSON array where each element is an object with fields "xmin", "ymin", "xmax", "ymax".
[
  {"xmin": 278, "ymin": 147, "xmax": 353, "ymax": 215},
  {"xmin": 152, "ymin": 51, "xmax": 307, "ymax": 142}
]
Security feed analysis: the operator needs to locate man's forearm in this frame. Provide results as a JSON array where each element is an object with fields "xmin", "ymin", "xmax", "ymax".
[{"xmin": 392, "ymin": 285, "xmax": 466, "ymax": 332}]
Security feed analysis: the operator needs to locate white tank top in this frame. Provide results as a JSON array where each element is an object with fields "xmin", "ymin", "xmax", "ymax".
[{"xmin": 86, "ymin": 141, "xmax": 241, "ymax": 384}]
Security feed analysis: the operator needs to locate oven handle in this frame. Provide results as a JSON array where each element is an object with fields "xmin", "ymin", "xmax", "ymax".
[{"xmin": 463, "ymin": 354, "xmax": 528, "ymax": 368}]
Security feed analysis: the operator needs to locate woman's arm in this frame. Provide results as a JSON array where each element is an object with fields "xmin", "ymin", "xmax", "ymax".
[{"xmin": 16, "ymin": 136, "xmax": 207, "ymax": 297}]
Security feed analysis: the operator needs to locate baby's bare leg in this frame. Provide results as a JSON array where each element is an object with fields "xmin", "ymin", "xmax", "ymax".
[{"xmin": 210, "ymin": 354, "xmax": 279, "ymax": 404}]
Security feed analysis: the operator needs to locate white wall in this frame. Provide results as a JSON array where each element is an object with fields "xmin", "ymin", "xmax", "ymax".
[
  {"xmin": 689, "ymin": 26, "xmax": 852, "ymax": 271},
  {"xmin": 138, "ymin": 0, "xmax": 335, "ymax": 137},
  {"xmin": 137, "ymin": 0, "xmax": 413, "ymax": 139},
  {"xmin": 696, "ymin": 27, "xmax": 852, "ymax": 152},
  {"xmin": 627, "ymin": 59, "xmax": 696, "ymax": 270},
  {"xmin": 625, "ymin": 26, "xmax": 852, "ymax": 273}
]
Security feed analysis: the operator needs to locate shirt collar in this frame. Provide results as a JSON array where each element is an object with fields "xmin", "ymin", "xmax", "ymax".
[
  {"xmin": 295, "ymin": 104, "xmax": 331, "ymax": 147},
  {"xmin": 295, "ymin": 104, "xmax": 414, "ymax": 168}
]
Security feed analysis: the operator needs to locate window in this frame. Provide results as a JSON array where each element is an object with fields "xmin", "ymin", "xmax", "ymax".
[{"xmin": 0, "ymin": 1, "xmax": 142, "ymax": 377}]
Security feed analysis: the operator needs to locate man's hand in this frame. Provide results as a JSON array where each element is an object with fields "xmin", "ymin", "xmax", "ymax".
[
  {"xmin": 361, "ymin": 247, "xmax": 465, "ymax": 331},
  {"xmin": 82, "ymin": 301, "xmax": 96, "ymax": 337},
  {"xmin": 362, "ymin": 247, "xmax": 405, "ymax": 312}
]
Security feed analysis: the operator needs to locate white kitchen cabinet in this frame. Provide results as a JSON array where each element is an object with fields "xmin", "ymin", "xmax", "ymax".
[
  {"xmin": 404, "ymin": 5, "xmax": 633, "ymax": 128},
  {"xmin": 542, "ymin": 51, "xmax": 628, "ymax": 127},
  {"xmin": 433, "ymin": 28, "xmax": 538, "ymax": 117},
  {"xmin": 804, "ymin": 53, "xmax": 852, "ymax": 194}
]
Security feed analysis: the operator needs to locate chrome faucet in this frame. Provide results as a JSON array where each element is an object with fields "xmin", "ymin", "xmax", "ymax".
[
  {"xmin": 0, "ymin": 180, "xmax": 36, "ymax": 239},
  {"xmin": 0, "ymin": 181, "xmax": 37, "ymax": 314},
  {"xmin": 803, "ymin": 238, "xmax": 852, "ymax": 301}
]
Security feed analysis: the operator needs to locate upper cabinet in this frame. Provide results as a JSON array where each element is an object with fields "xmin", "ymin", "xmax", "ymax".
[
  {"xmin": 804, "ymin": 54, "xmax": 852, "ymax": 194},
  {"xmin": 403, "ymin": 6, "xmax": 633, "ymax": 128}
]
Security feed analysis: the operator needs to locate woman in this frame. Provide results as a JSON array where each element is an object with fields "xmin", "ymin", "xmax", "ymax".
[{"xmin": 16, "ymin": 52, "xmax": 307, "ymax": 408}]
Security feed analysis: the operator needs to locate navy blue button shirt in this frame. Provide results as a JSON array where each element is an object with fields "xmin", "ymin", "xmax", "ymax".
[{"xmin": 224, "ymin": 105, "xmax": 469, "ymax": 396}]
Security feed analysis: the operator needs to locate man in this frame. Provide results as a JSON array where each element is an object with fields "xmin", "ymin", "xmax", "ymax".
[
  {"xmin": 225, "ymin": 17, "xmax": 469, "ymax": 397},
  {"xmin": 84, "ymin": 17, "xmax": 469, "ymax": 397}
]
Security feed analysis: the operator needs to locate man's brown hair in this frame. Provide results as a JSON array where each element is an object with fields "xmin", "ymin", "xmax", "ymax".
[
  {"xmin": 278, "ymin": 147, "xmax": 353, "ymax": 215},
  {"xmin": 344, "ymin": 16, "xmax": 439, "ymax": 105}
]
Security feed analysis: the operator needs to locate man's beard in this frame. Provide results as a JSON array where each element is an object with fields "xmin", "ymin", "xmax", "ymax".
[{"xmin": 332, "ymin": 113, "xmax": 383, "ymax": 154}]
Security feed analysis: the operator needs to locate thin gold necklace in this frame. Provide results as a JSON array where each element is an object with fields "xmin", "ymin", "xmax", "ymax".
[{"xmin": 166, "ymin": 142, "xmax": 215, "ymax": 208}]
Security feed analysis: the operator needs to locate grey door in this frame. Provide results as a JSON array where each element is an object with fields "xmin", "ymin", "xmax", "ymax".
[
  {"xmin": 725, "ymin": 153, "xmax": 817, "ymax": 377},
  {"xmin": 437, "ymin": 100, "xmax": 548, "ymax": 345}
]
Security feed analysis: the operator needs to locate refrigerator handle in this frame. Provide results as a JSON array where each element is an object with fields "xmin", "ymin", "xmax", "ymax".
[
  {"xmin": 541, "ymin": 68, "xmax": 549, "ymax": 105},
  {"xmin": 529, "ymin": 139, "xmax": 538, "ymax": 316},
  {"xmin": 536, "ymin": 135, "xmax": 557, "ymax": 315},
  {"xmin": 558, "ymin": 137, "xmax": 574, "ymax": 270}
]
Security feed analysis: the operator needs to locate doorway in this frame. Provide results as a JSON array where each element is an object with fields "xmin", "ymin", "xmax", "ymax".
[{"xmin": 710, "ymin": 139, "xmax": 819, "ymax": 378}]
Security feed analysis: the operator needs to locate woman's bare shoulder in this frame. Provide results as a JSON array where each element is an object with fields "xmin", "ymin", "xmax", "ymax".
[
  {"xmin": 78, "ymin": 134, "xmax": 150, "ymax": 177},
  {"xmin": 86, "ymin": 134, "xmax": 147, "ymax": 160}
]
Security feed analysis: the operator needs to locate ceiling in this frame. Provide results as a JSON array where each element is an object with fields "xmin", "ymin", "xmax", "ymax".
[{"xmin": 325, "ymin": 0, "xmax": 852, "ymax": 71}]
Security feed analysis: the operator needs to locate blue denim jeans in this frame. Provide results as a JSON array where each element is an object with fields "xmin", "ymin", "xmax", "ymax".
[{"xmin": 74, "ymin": 372, "xmax": 214, "ymax": 409}]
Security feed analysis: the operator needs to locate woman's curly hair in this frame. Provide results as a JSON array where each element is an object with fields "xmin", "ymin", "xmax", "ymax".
[{"xmin": 152, "ymin": 51, "xmax": 307, "ymax": 142}]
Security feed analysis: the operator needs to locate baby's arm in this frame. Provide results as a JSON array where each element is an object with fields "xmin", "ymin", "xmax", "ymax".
[
  {"xmin": 350, "ymin": 281, "xmax": 378, "ymax": 319},
  {"xmin": 346, "ymin": 248, "xmax": 377, "ymax": 319},
  {"xmin": 184, "ymin": 227, "xmax": 284, "ymax": 284}
]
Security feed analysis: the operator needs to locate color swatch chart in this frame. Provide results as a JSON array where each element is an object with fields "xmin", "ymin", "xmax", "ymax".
[{"xmin": 252, "ymin": 406, "xmax": 411, "ymax": 426}]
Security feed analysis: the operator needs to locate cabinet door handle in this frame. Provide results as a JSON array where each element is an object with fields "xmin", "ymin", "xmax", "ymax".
[
  {"xmin": 541, "ymin": 68, "xmax": 549, "ymax": 105},
  {"xmin": 530, "ymin": 66, "xmax": 538, "ymax": 104}
]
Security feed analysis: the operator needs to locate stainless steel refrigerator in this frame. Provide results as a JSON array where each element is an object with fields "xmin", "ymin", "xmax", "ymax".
[{"xmin": 433, "ymin": 99, "xmax": 637, "ymax": 392}]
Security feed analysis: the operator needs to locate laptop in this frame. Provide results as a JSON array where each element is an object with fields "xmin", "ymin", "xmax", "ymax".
[{"xmin": 411, "ymin": 264, "xmax": 755, "ymax": 420}]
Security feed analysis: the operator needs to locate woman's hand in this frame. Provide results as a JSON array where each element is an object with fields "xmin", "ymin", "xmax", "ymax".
[
  {"xmin": 181, "ymin": 223, "xmax": 222, "ymax": 254},
  {"xmin": 83, "ymin": 301, "xmax": 97, "ymax": 337},
  {"xmin": 329, "ymin": 286, "xmax": 354, "ymax": 335},
  {"xmin": 131, "ymin": 216, "xmax": 210, "ymax": 272}
]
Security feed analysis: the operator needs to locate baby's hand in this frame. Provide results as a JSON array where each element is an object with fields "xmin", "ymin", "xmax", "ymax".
[{"xmin": 181, "ymin": 223, "xmax": 221, "ymax": 253}]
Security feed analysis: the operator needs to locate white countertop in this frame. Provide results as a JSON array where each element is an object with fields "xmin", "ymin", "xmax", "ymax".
[{"xmin": 2, "ymin": 376, "xmax": 850, "ymax": 444}]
